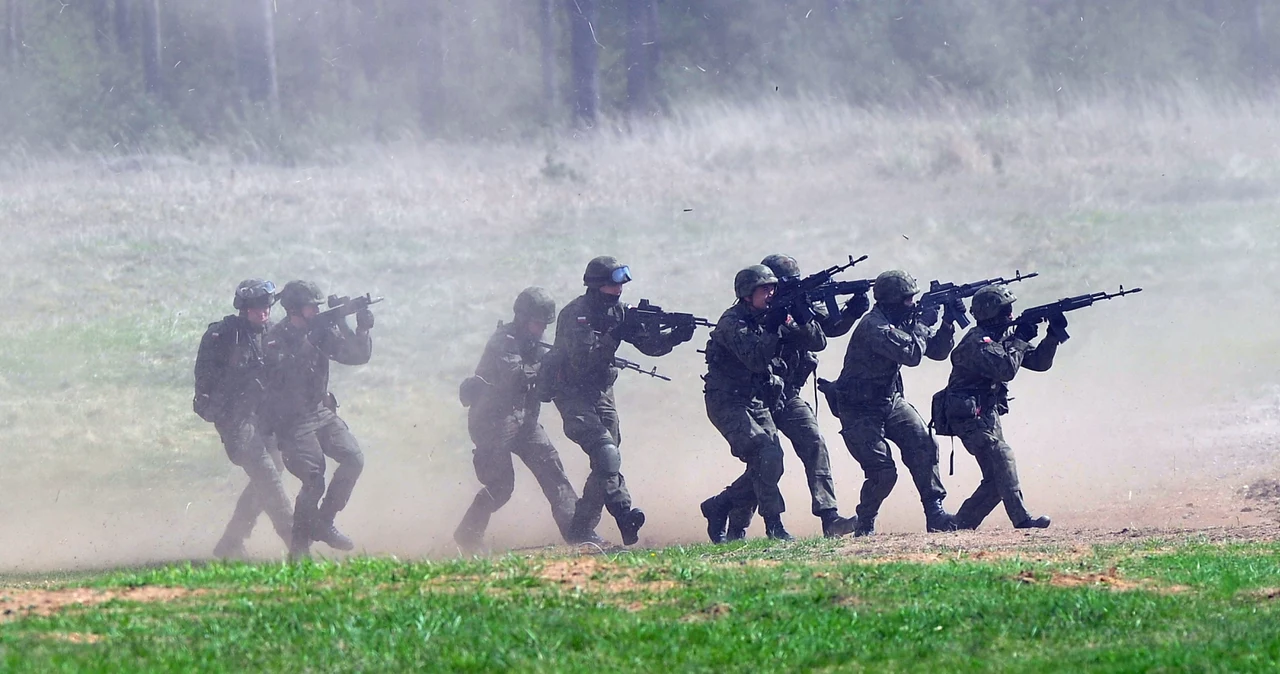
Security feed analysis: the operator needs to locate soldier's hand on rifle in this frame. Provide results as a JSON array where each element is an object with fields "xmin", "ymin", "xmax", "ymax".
[
  {"xmin": 843, "ymin": 293, "xmax": 870, "ymax": 320},
  {"xmin": 917, "ymin": 303, "xmax": 942, "ymax": 328},
  {"xmin": 356, "ymin": 308, "xmax": 375, "ymax": 331},
  {"xmin": 791, "ymin": 300, "xmax": 815, "ymax": 326},
  {"xmin": 668, "ymin": 322, "xmax": 696, "ymax": 344},
  {"xmin": 942, "ymin": 298, "xmax": 967, "ymax": 326},
  {"xmin": 1013, "ymin": 320, "xmax": 1039, "ymax": 343},
  {"xmin": 761, "ymin": 308, "xmax": 788, "ymax": 333},
  {"xmin": 1046, "ymin": 312, "xmax": 1069, "ymax": 341}
]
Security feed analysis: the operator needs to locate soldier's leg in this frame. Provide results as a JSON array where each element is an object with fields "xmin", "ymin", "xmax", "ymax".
[
  {"xmin": 883, "ymin": 400, "xmax": 954, "ymax": 531},
  {"xmin": 556, "ymin": 393, "xmax": 622, "ymax": 542},
  {"xmin": 952, "ymin": 419, "xmax": 1005, "ymax": 529},
  {"xmin": 278, "ymin": 427, "xmax": 327, "ymax": 557},
  {"xmin": 315, "ymin": 416, "xmax": 365, "ymax": 521},
  {"xmin": 983, "ymin": 416, "xmax": 1047, "ymax": 528},
  {"xmin": 773, "ymin": 395, "xmax": 838, "ymax": 518},
  {"xmin": 214, "ymin": 420, "xmax": 262, "ymax": 556},
  {"xmin": 455, "ymin": 442, "xmax": 517, "ymax": 549},
  {"xmin": 838, "ymin": 412, "xmax": 897, "ymax": 532},
  {"xmin": 513, "ymin": 424, "xmax": 580, "ymax": 543},
  {"xmin": 256, "ymin": 433, "xmax": 293, "ymax": 543}
]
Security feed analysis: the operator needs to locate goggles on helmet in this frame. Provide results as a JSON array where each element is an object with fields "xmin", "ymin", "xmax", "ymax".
[
  {"xmin": 610, "ymin": 266, "xmax": 632, "ymax": 284},
  {"xmin": 237, "ymin": 280, "xmax": 277, "ymax": 301}
]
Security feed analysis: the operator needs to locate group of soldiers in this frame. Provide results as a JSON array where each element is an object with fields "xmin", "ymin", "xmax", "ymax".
[
  {"xmin": 451, "ymin": 255, "xmax": 1065, "ymax": 552},
  {"xmin": 194, "ymin": 254, "xmax": 1070, "ymax": 558}
]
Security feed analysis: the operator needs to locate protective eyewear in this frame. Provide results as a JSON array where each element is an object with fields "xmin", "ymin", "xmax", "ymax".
[
  {"xmin": 610, "ymin": 266, "xmax": 632, "ymax": 284},
  {"xmin": 236, "ymin": 280, "xmax": 277, "ymax": 300}
]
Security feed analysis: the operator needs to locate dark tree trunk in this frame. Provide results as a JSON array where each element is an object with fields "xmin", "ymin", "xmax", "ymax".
[
  {"xmin": 538, "ymin": 0, "xmax": 556, "ymax": 121},
  {"xmin": 234, "ymin": 0, "xmax": 280, "ymax": 116},
  {"xmin": 416, "ymin": 2, "xmax": 444, "ymax": 134},
  {"xmin": 624, "ymin": 0, "xmax": 657, "ymax": 118},
  {"xmin": 140, "ymin": 0, "xmax": 162, "ymax": 95},
  {"xmin": 4, "ymin": 0, "xmax": 21, "ymax": 68},
  {"xmin": 114, "ymin": 0, "xmax": 133, "ymax": 53},
  {"xmin": 565, "ymin": 0, "xmax": 598, "ymax": 127}
]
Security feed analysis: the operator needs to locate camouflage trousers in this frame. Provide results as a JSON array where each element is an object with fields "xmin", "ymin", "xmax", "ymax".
[
  {"xmin": 725, "ymin": 392, "xmax": 838, "ymax": 528},
  {"xmin": 554, "ymin": 387, "xmax": 630, "ymax": 534},
  {"xmin": 215, "ymin": 416, "xmax": 293, "ymax": 548},
  {"xmin": 950, "ymin": 410, "xmax": 1033, "ymax": 528},
  {"xmin": 456, "ymin": 409, "xmax": 578, "ymax": 544},
  {"xmin": 837, "ymin": 395, "xmax": 946, "ymax": 522},
  {"xmin": 276, "ymin": 408, "xmax": 365, "ymax": 543},
  {"xmin": 704, "ymin": 390, "xmax": 786, "ymax": 518}
]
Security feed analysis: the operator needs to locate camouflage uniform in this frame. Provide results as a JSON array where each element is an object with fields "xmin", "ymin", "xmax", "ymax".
[
  {"xmin": 944, "ymin": 318, "xmax": 1059, "ymax": 529},
  {"xmin": 542, "ymin": 269, "xmax": 693, "ymax": 545},
  {"xmin": 195, "ymin": 311, "xmax": 293, "ymax": 557},
  {"xmin": 454, "ymin": 320, "xmax": 578, "ymax": 548},
  {"xmin": 263, "ymin": 288, "xmax": 373, "ymax": 557},
  {"xmin": 835, "ymin": 300, "xmax": 955, "ymax": 533}
]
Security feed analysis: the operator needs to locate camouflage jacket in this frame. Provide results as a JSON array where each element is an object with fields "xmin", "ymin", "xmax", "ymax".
[
  {"xmin": 543, "ymin": 291, "xmax": 679, "ymax": 394},
  {"xmin": 835, "ymin": 304, "xmax": 954, "ymax": 410},
  {"xmin": 261, "ymin": 317, "xmax": 372, "ymax": 426},
  {"xmin": 773, "ymin": 300, "xmax": 830, "ymax": 397},
  {"xmin": 193, "ymin": 314, "xmax": 270, "ymax": 424},
  {"xmin": 945, "ymin": 323, "xmax": 1059, "ymax": 413},
  {"xmin": 703, "ymin": 301, "xmax": 796, "ymax": 404},
  {"xmin": 469, "ymin": 321, "xmax": 547, "ymax": 421}
]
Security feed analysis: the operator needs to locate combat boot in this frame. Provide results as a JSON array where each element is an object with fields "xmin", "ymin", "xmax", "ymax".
[
  {"xmin": 1014, "ymin": 515, "xmax": 1051, "ymax": 529},
  {"xmin": 820, "ymin": 512, "xmax": 858, "ymax": 538},
  {"xmin": 853, "ymin": 514, "xmax": 876, "ymax": 537},
  {"xmin": 288, "ymin": 527, "xmax": 312, "ymax": 562},
  {"xmin": 617, "ymin": 508, "xmax": 646, "ymax": 546},
  {"xmin": 763, "ymin": 515, "xmax": 794, "ymax": 541},
  {"xmin": 453, "ymin": 525, "xmax": 486, "ymax": 555},
  {"xmin": 312, "ymin": 520, "xmax": 356, "ymax": 551},
  {"xmin": 213, "ymin": 537, "xmax": 248, "ymax": 561},
  {"xmin": 700, "ymin": 496, "xmax": 729, "ymax": 544},
  {"xmin": 725, "ymin": 506, "xmax": 752, "ymax": 542},
  {"xmin": 924, "ymin": 499, "xmax": 958, "ymax": 533}
]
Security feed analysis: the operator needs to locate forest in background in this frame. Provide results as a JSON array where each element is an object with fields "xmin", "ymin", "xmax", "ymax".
[{"xmin": 1, "ymin": 0, "xmax": 1276, "ymax": 159}]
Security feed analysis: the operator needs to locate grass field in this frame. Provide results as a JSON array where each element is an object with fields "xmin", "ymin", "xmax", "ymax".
[{"xmin": 3, "ymin": 536, "xmax": 1280, "ymax": 671}]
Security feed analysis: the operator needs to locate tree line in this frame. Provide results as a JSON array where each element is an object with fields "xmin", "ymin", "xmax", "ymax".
[{"xmin": 1, "ymin": 0, "xmax": 1275, "ymax": 154}]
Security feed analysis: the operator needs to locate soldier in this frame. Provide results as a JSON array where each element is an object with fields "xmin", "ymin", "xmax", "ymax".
[
  {"xmin": 453, "ymin": 287, "xmax": 579, "ymax": 551},
  {"xmin": 834, "ymin": 270, "xmax": 965, "ymax": 536},
  {"xmin": 699, "ymin": 265, "xmax": 802, "ymax": 542},
  {"xmin": 942, "ymin": 285, "xmax": 1060, "ymax": 530},
  {"xmin": 538, "ymin": 256, "xmax": 697, "ymax": 546},
  {"xmin": 712, "ymin": 255, "xmax": 866, "ymax": 540},
  {"xmin": 193, "ymin": 279, "xmax": 293, "ymax": 558},
  {"xmin": 263, "ymin": 280, "xmax": 374, "ymax": 559}
]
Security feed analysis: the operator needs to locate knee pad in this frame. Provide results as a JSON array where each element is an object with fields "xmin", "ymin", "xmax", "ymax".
[
  {"xmin": 344, "ymin": 450, "xmax": 366, "ymax": 475},
  {"xmin": 868, "ymin": 466, "xmax": 898, "ymax": 490},
  {"xmin": 589, "ymin": 443, "xmax": 622, "ymax": 474},
  {"xmin": 753, "ymin": 439, "xmax": 785, "ymax": 483},
  {"xmin": 479, "ymin": 482, "xmax": 514, "ymax": 509}
]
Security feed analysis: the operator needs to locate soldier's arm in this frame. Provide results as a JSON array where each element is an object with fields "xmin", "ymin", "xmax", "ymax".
[
  {"xmin": 864, "ymin": 321, "xmax": 928, "ymax": 367},
  {"xmin": 781, "ymin": 316, "xmax": 827, "ymax": 353},
  {"xmin": 817, "ymin": 301, "xmax": 858, "ymax": 339},
  {"xmin": 1020, "ymin": 335, "xmax": 1061, "ymax": 372},
  {"xmin": 320, "ymin": 322, "xmax": 373, "ymax": 366},
  {"xmin": 924, "ymin": 321, "xmax": 956, "ymax": 362},
  {"xmin": 486, "ymin": 333, "xmax": 537, "ymax": 393},
  {"xmin": 557, "ymin": 307, "xmax": 615, "ymax": 373},
  {"xmin": 712, "ymin": 314, "xmax": 779, "ymax": 374},
  {"xmin": 952, "ymin": 333, "xmax": 1028, "ymax": 383},
  {"xmin": 616, "ymin": 311, "xmax": 678, "ymax": 358}
]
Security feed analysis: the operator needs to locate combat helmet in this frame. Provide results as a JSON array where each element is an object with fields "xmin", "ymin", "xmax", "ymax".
[
  {"xmin": 233, "ymin": 278, "xmax": 276, "ymax": 311},
  {"xmin": 583, "ymin": 256, "xmax": 632, "ymax": 287},
  {"xmin": 735, "ymin": 264, "xmax": 779, "ymax": 299},
  {"xmin": 278, "ymin": 280, "xmax": 325, "ymax": 312},
  {"xmin": 760, "ymin": 254, "xmax": 801, "ymax": 281},
  {"xmin": 872, "ymin": 270, "xmax": 920, "ymax": 304},
  {"xmin": 513, "ymin": 286, "xmax": 557, "ymax": 324},
  {"xmin": 970, "ymin": 285, "xmax": 1017, "ymax": 322}
]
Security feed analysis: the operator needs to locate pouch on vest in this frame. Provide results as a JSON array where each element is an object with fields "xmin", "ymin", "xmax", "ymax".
[
  {"xmin": 815, "ymin": 378, "xmax": 841, "ymax": 418},
  {"xmin": 929, "ymin": 388, "xmax": 954, "ymax": 437},
  {"xmin": 459, "ymin": 376, "xmax": 487, "ymax": 408}
]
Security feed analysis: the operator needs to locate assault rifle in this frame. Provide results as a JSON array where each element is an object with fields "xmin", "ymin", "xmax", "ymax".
[
  {"xmin": 629, "ymin": 299, "xmax": 715, "ymax": 330},
  {"xmin": 538, "ymin": 341, "xmax": 671, "ymax": 381},
  {"xmin": 1007, "ymin": 286, "xmax": 1143, "ymax": 342},
  {"xmin": 917, "ymin": 270, "xmax": 1039, "ymax": 329},
  {"xmin": 771, "ymin": 254, "xmax": 870, "ymax": 318},
  {"xmin": 312, "ymin": 293, "xmax": 383, "ymax": 328}
]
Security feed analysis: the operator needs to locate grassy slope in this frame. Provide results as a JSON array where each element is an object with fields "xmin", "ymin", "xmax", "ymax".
[{"xmin": 2, "ymin": 539, "xmax": 1280, "ymax": 671}]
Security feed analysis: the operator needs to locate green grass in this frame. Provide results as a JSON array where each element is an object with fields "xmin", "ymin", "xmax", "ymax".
[{"xmin": 3, "ymin": 540, "xmax": 1280, "ymax": 672}]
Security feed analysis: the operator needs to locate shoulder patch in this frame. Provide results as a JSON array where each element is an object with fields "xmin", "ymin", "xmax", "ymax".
[{"xmin": 982, "ymin": 336, "xmax": 992, "ymax": 344}]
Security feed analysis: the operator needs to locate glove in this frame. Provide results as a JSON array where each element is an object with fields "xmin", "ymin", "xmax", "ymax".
[
  {"xmin": 942, "ymin": 298, "xmax": 967, "ymax": 325},
  {"xmin": 1046, "ymin": 312, "xmax": 1069, "ymax": 341},
  {"xmin": 669, "ymin": 322, "xmax": 696, "ymax": 344},
  {"xmin": 356, "ymin": 308, "xmax": 375, "ymax": 331},
  {"xmin": 917, "ymin": 303, "xmax": 942, "ymax": 328},
  {"xmin": 761, "ymin": 308, "xmax": 788, "ymax": 333},
  {"xmin": 791, "ymin": 300, "xmax": 815, "ymax": 326},
  {"xmin": 1013, "ymin": 320, "xmax": 1039, "ymax": 343},
  {"xmin": 842, "ymin": 293, "xmax": 870, "ymax": 320}
]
